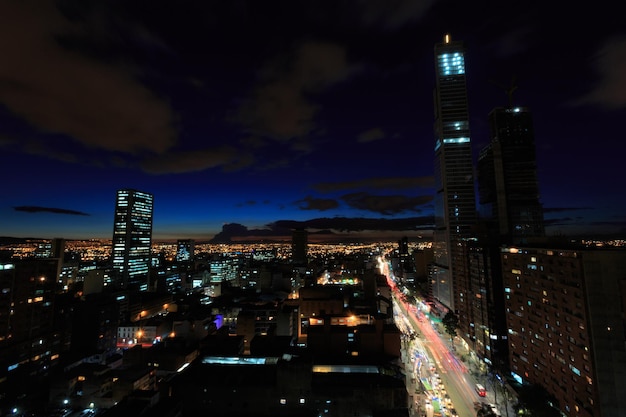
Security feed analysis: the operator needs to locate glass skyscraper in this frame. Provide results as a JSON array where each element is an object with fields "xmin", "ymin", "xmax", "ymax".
[
  {"xmin": 112, "ymin": 189, "xmax": 153, "ymax": 291},
  {"xmin": 432, "ymin": 34, "xmax": 477, "ymax": 311}
]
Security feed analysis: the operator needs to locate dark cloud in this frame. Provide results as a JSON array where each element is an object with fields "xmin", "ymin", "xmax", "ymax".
[
  {"xmin": 21, "ymin": 139, "xmax": 80, "ymax": 164},
  {"xmin": 357, "ymin": 128, "xmax": 386, "ymax": 143},
  {"xmin": 590, "ymin": 219, "xmax": 626, "ymax": 226},
  {"xmin": 341, "ymin": 192, "xmax": 432, "ymax": 215},
  {"xmin": 236, "ymin": 200, "xmax": 259, "ymax": 208},
  {"xmin": 0, "ymin": 2, "xmax": 177, "ymax": 156},
  {"xmin": 238, "ymin": 79, "xmax": 317, "ymax": 141},
  {"xmin": 272, "ymin": 216, "xmax": 434, "ymax": 232},
  {"xmin": 236, "ymin": 41, "xmax": 353, "ymax": 142},
  {"xmin": 543, "ymin": 217, "xmax": 576, "ymax": 226},
  {"xmin": 313, "ymin": 176, "xmax": 434, "ymax": 193},
  {"xmin": 210, "ymin": 222, "xmax": 292, "ymax": 243},
  {"xmin": 296, "ymin": 196, "xmax": 340, "ymax": 211},
  {"xmin": 140, "ymin": 147, "xmax": 253, "ymax": 174},
  {"xmin": 0, "ymin": 135, "xmax": 16, "ymax": 147},
  {"xmin": 210, "ymin": 215, "xmax": 435, "ymax": 242},
  {"xmin": 13, "ymin": 206, "xmax": 89, "ymax": 216},
  {"xmin": 0, "ymin": 1, "xmax": 432, "ymax": 179},
  {"xmin": 573, "ymin": 36, "xmax": 626, "ymax": 109},
  {"xmin": 543, "ymin": 207, "xmax": 592, "ymax": 213},
  {"xmin": 350, "ymin": 0, "xmax": 436, "ymax": 30},
  {"xmin": 491, "ymin": 26, "xmax": 534, "ymax": 58}
]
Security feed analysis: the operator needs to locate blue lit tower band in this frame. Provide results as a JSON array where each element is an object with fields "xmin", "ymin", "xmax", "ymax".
[
  {"xmin": 478, "ymin": 107, "xmax": 545, "ymax": 244},
  {"xmin": 432, "ymin": 34, "xmax": 477, "ymax": 311},
  {"xmin": 112, "ymin": 189, "xmax": 153, "ymax": 291}
]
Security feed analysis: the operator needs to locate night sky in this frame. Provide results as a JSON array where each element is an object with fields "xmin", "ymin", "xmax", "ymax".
[{"xmin": 1, "ymin": 0, "xmax": 625, "ymax": 241}]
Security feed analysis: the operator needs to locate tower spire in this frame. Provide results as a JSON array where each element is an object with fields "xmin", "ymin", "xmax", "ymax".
[{"xmin": 490, "ymin": 75, "xmax": 518, "ymax": 107}]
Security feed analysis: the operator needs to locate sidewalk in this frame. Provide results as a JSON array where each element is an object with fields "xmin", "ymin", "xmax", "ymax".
[{"xmin": 401, "ymin": 335, "xmax": 423, "ymax": 417}]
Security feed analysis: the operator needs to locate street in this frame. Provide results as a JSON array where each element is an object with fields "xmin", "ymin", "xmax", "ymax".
[{"xmin": 380, "ymin": 257, "xmax": 515, "ymax": 417}]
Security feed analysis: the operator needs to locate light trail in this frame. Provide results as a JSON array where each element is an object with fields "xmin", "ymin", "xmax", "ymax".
[{"xmin": 386, "ymin": 262, "xmax": 486, "ymax": 417}]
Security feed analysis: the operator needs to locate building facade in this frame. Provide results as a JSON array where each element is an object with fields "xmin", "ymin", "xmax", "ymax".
[
  {"xmin": 0, "ymin": 259, "xmax": 62, "ymax": 414},
  {"xmin": 111, "ymin": 189, "xmax": 154, "ymax": 291},
  {"xmin": 291, "ymin": 228, "xmax": 308, "ymax": 265},
  {"xmin": 501, "ymin": 246, "xmax": 626, "ymax": 417},
  {"xmin": 176, "ymin": 239, "xmax": 195, "ymax": 262},
  {"xmin": 462, "ymin": 240, "xmax": 508, "ymax": 369},
  {"xmin": 478, "ymin": 107, "xmax": 545, "ymax": 244},
  {"xmin": 432, "ymin": 34, "xmax": 477, "ymax": 311}
]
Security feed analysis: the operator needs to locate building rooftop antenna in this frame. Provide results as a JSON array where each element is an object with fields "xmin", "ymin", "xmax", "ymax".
[{"xmin": 490, "ymin": 75, "xmax": 518, "ymax": 107}]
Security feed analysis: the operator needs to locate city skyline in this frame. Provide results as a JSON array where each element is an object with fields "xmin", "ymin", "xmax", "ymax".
[{"xmin": 1, "ymin": 1, "xmax": 625, "ymax": 241}]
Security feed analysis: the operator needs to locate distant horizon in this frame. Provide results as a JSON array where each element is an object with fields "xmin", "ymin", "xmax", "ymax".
[
  {"xmin": 2, "ymin": 228, "xmax": 626, "ymax": 246},
  {"xmin": 0, "ymin": 230, "xmax": 435, "ymax": 245}
]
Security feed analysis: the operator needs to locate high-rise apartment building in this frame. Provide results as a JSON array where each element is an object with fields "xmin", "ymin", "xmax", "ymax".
[
  {"xmin": 462, "ymin": 240, "xmax": 508, "ymax": 369},
  {"xmin": 432, "ymin": 34, "xmax": 477, "ymax": 311},
  {"xmin": 111, "ymin": 189, "xmax": 153, "ymax": 291},
  {"xmin": 501, "ymin": 246, "xmax": 626, "ymax": 417},
  {"xmin": 0, "ymin": 259, "xmax": 62, "ymax": 413},
  {"xmin": 478, "ymin": 107, "xmax": 545, "ymax": 244}
]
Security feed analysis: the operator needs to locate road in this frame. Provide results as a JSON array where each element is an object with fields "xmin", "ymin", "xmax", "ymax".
[
  {"xmin": 379, "ymin": 257, "xmax": 502, "ymax": 417},
  {"xmin": 395, "ymin": 295, "xmax": 480, "ymax": 417}
]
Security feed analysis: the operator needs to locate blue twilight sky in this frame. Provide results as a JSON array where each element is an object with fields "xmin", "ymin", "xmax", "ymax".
[{"xmin": 1, "ymin": 0, "xmax": 625, "ymax": 242}]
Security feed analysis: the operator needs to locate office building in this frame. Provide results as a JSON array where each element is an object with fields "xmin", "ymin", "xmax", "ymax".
[
  {"xmin": 34, "ymin": 238, "xmax": 65, "ymax": 259},
  {"xmin": 478, "ymin": 107, "xmax": 545, "ymax": 244},
  {"xmin": 111, "ymin": 189, "xmax": 154, "ymax": 291},
  {"xmin": 501, "ymin": 246, "xmax": 626, "ymax": 417},
  {"xmin": 176, "ymin": 239, "xmax": 195, "ymax": 262},
  {"xmin": 292, "ymin": 228, "xmax": 308, "ymax": 265},
  {"xmin": 432, "ymin": 34, "xmax": 477, "ymax": 311},
  {"xmin": 208, "ymin": 257, "xmax": 239, "ymax": 285}
]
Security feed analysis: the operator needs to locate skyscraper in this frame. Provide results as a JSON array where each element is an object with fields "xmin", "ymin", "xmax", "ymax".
[
  {"xmin": 291, "ymin": 228, "xmax": 308, "ymax": 265},
  {"xmin": 432, "ymin": 34, "xmax": 477, "ymax": 311},
  {"xmin": 176, "ymin": 239, "xmax": 195, "ymax": 262},
  {"xmin": 112, "ymin": 189, "xmax": 153, "ymax": 291},
  {"xmin": 478, "ymin": 106, "xmax": 545, "ymax": 244}
]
